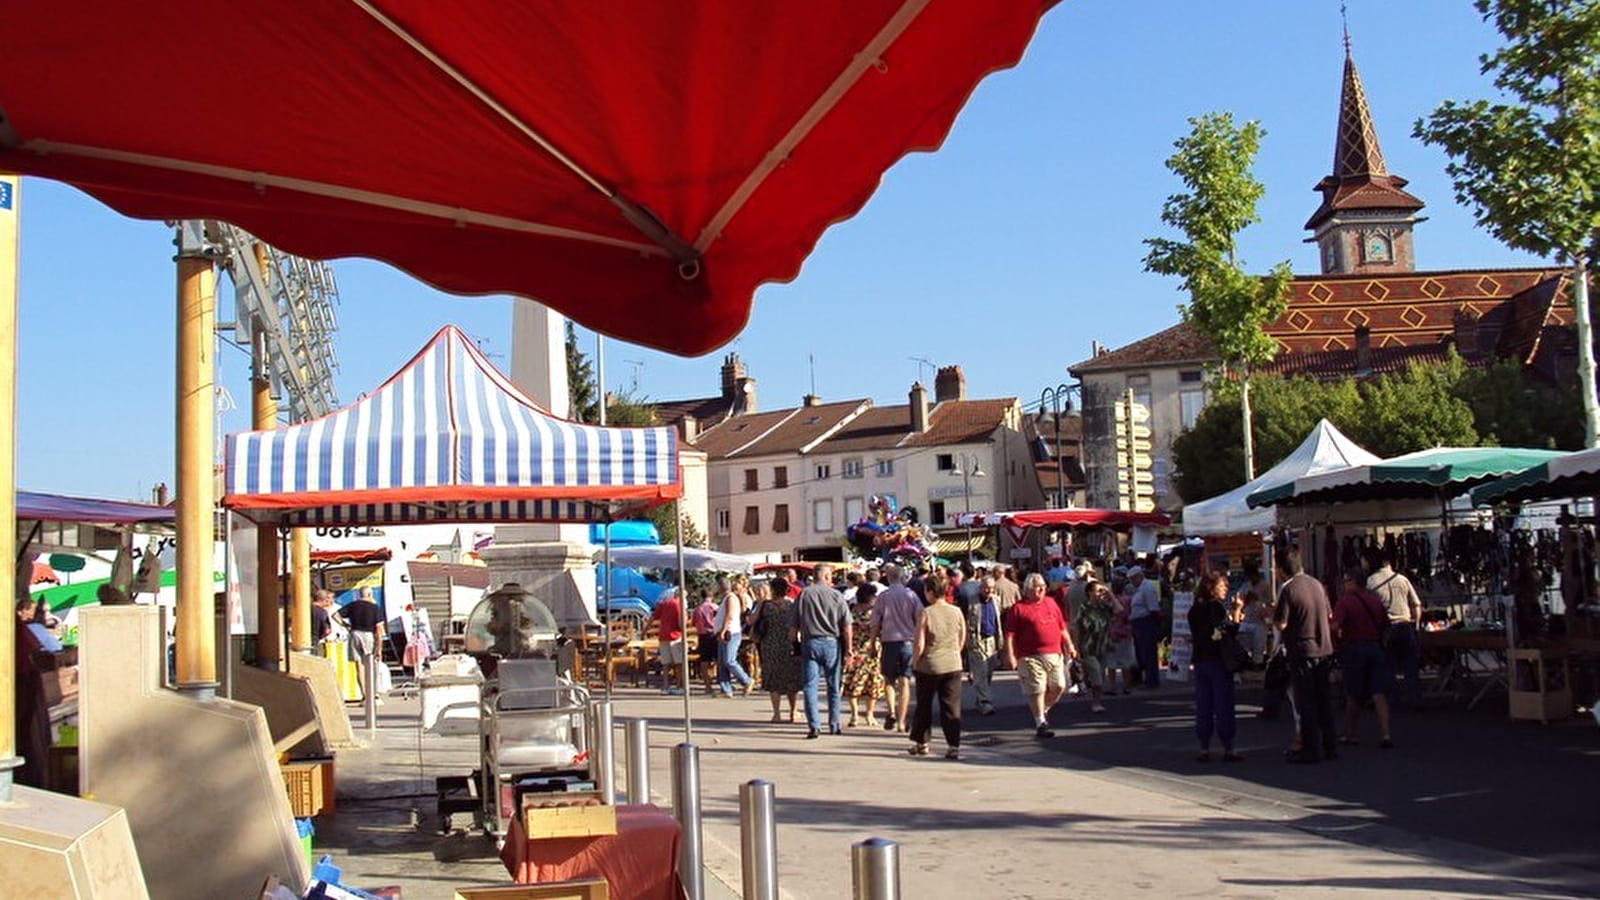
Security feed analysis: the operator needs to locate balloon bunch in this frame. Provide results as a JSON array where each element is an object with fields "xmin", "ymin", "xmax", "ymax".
[{"xmin": 845, "ymin": 495, "xmax": 936, "ymax": 565}]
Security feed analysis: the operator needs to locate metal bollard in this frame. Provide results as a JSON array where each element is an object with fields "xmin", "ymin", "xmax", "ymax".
[
  {"xmin": 851, "ymin": 837, "xmax": 900, "ymax": 900},
  {"xmin": 592, "ymin": 699, "xmax": 617, "ymax": 805},
  {"xmin": 739, "ymin": 779, "xmax": 778, "ymax": 900},
  {"xmin": 672, "ymin": 743, "xmax": 705, "ymax": 900},
  {"xmin": 625, "ymin": 717, "xmax": 651, "ymax": 805}
]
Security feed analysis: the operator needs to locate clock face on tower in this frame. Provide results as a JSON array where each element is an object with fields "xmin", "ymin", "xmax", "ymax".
[{"xmin": 1365, "ymin": 233, "xmax": 1392, "ymax": 262}]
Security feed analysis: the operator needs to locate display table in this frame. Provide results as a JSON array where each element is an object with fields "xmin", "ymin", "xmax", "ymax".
[
  {"xmin": 1421, "ymin": 630, "xmax": 1507, "ymax": 708},
  {"xmin": 500, "ymin": 802, "xmax": 683, "ymax": 900}
]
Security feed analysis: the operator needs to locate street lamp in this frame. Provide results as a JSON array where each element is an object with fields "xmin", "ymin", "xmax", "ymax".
[
  {"xmin": 1037, "ymin": 384, "xmax": 1075, "ymax": 509},
  {"xmin": 949, "ymin": 452, "xmax": 985, "ymax": 563}
]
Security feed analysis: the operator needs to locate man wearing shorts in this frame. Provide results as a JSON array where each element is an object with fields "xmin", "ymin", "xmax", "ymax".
[
  {"xmin": 1004, "ymin": 573, "xmax": 1078, "ymax": 738},
  {"xmin": 653, "ymin": 587, "xmax": 686, "ymax": 695},
  {"xmin": 1332, "ymin": 570, "xmax": 1394, "ymax": 748},
  {"xmin": 870, "ymin": 565, "xmax": 923, "ymax": 733}
]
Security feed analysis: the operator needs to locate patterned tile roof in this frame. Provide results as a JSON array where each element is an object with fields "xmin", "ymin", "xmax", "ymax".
[{"xmin": 1072, "ymin": 268, "xmax": 1570, "ymax": 378}]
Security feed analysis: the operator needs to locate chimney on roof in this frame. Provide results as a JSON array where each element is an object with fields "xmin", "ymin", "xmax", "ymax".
[
  {"xmin": 720, "ymin": 352, "xmax": 756, "ymax": 414},
  {"xmin": 1453, "ymin": 306, "xmax": 1481, "ymax": 357},
  {"xmin": 1354, "ymin": 326, "xmax": 1372, "ymax": 375},
  {"xmin": 802, "ymin": 393, "xmax": 821, "ymax": 407},
  {"xmin": 910, "ymin": 381, "xmax": 929, "ymax": 433},
  {"xmin": 153, "ymin": 483, "xmax": 169, "ymax": 506},
  {"xmin": 680, "ymin": 414, "xmax": 699, "ymax": 444},
  {"xmin": 934, "ymin": 365, "xmax": 966, "ymax": 402},
  {"xmin": 1092, "ymin": 340, "xmax": 1105, "ymax": 357}
]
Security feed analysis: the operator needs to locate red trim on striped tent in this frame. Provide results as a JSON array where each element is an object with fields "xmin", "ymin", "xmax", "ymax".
[{"xmin": 222, "ymin": 481, "xmax": 682, "ymax": 510}]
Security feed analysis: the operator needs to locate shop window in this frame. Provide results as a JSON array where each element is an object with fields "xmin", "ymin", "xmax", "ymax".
[{"xmin": 928, "ymin": 500, "xmax": 946, "ymax": 525}]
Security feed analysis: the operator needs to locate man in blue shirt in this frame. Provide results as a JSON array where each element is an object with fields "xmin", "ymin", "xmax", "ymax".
[
  {"xmin": 1128, "ymin": 568, "xmax": 1162, "ymax": 689},
  {"xmin": 963, "ymin": 575, "xmax": 1002, "ymax": 715}
]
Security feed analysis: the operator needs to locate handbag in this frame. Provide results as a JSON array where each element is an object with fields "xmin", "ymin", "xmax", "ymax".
[
  {"xmin": 1219, "ymin": 630, "xmax": 1252, "ymax": 674},
  {"xmin": 1262, "ymin": 646, "xmax": 1290, "ymax": 690}
]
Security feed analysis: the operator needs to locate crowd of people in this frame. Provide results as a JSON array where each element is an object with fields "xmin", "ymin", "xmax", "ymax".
[{"xmin": 648, "ymin": 544, "xmax": 1422, "ymax": 766}]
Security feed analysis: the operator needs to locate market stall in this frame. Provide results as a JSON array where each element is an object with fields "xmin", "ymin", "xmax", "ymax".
[
  {"xmin": 951, "ymin": 508, "xmax": 1173, "ymax": 566},
  {"xmin": 1471, "ymin": 446, "xmax": 1600, "ymax": 716},
  {"xmin": 1247, "ymin": 445, "xmax": 1570, "ymax": 716}
]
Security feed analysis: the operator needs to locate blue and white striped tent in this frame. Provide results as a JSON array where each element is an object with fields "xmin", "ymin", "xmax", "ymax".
[{"xmin": 224, "ymin": 325, "xmax": 679, "ymax": 526}]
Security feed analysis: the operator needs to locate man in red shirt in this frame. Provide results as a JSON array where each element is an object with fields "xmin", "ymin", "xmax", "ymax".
[
  {"xmin": 1004, "ymin": 573, "xmax": 1078, "ymax": 738},
  {"xmin": 652, "ymin": 587, "xmax": 686, "ymax": 695}
]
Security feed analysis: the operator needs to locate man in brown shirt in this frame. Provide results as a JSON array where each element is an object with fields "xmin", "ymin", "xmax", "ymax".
[{"xmin": 1275, "ymin": 549, "xmax": 1338, "ymax": 763}]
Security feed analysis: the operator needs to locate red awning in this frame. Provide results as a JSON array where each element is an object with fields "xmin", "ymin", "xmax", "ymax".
[
  {"xmin": 0, "ymin": 2, "xmax": 1055, "ymax": 355},
  {"xmin": 310, "ymin": 548, "xmax": 393, "ymax": 567},
  {"xmin": 953, "ymin": 509, "xmax": 1172, "ymax": 532}
]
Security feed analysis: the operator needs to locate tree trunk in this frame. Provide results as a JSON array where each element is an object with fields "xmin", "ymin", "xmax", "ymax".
[
  {"xmin": 1574, "ymin": 254, "xmax": 1600, "ymax": 449},
  {"xmin": 1240, "ymin": 374, "xmax": 1257, "ymax": 481}
]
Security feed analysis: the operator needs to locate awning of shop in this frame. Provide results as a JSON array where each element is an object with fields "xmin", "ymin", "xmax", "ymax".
[
  {"xmin": 18, "ymin": 489, "xmax": 175, "ymax": 525},
  {"xmin": 931, "ymin": 534, "xmax": 988, "ymax": 557},
  {"xmin": 1247, "ymin": 446, "xmax": 1564, "ymax": 508},
  {"xmin": 1471, "ymin": 446, "xmax": 1600, "ymax": 507},
  {"xmin": 0, "ymin": 2, "xmax": 1057, "ymax": 355},
  {"xmin": 596, "ymin": 545, "xmax": 753, "ymax": 574},
  {"xmin": 309, "ymin": 548, "xmax": 393, "ymax": 566}
]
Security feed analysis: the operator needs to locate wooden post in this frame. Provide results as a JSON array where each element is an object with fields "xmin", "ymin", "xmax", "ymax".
[
  {"xmin": 0, "ymin": 174, "xmax": 20, "ymax": 785},
  {"xmin": 174, "ymin": 224, "xmax": 218, "ymax": 696},
  {"xmin": 290, "ymin": 529, "xmax": 311, "ymax": 650}
]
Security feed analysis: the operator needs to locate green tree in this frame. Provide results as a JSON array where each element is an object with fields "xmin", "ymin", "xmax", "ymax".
[
  {"xmin": 1346, "ymin": 353, "xmax": 1478, "ymax": 458},
  {"xmin": 1144, "ymin": 112, "xmax": 1295, "ymax": 480},
  {"xmin": 1456, "ymin": 359, "xmax": 1587, "ymax": 449},
  {"xmin": 1415, "ymin": 0, "xmax": 1600, "ymax": 447},
  {"xmin": 1172, "ymin": 375, "xmax": 1358, "ymax": 502},
  {"xmin": 565, "ymin": 321, "xmax": 599, "ymax": 423}
]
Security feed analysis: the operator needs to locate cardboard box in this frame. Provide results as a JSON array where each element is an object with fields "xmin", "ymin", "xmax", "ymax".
[
  {"xmin": 521, "ymin": 791, "xmax": 617, "ymax": 839},
  {"xmin": 453, "ymin": 880, "xmax": 607, "ymax": 900}
]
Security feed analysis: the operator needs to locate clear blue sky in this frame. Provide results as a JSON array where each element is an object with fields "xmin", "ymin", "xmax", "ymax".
[{"xmin": 15, "ymin": 0, "xmax": 1544, "ymax": 501}]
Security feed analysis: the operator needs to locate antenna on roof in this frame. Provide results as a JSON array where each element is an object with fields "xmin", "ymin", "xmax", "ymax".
[
  {"xmin": 910, "ymin": 356, "xmax": 935, "ymax": 385},
  {"xmin": 809, "ymin": 353, "xmax": 817, "ymax": 397}
]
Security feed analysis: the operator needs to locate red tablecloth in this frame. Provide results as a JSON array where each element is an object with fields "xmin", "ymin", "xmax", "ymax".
[{"xmin": 500, "ymin": 803, "xmax": 684, "ymax": 900}]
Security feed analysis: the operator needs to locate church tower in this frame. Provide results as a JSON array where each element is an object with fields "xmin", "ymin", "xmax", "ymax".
[{"xmin": 1305, "ymin": 45, "xmax": 1426, "ymax": 275}]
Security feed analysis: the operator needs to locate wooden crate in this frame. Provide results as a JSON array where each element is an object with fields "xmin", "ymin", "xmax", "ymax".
[
  {"xmin": 521, "ymin": 791, "xmax": 617, "ymax": 839},
  {"xmin": 454, "ymin": 880, "xmax": 607, "ymax": 900},
  {"xmin": 282, "ymin": 760, "xmax": 327, "ymax": 817}
]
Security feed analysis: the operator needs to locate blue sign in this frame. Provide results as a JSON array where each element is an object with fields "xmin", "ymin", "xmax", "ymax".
[{"xmin": 0, "ymin": 181, "xmax": 11, "ymax": 211}]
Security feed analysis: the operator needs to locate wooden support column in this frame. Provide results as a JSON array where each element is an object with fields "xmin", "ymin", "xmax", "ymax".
[
  {"xmin": 250, "ymin": 243, "xmax": 282, "ymax": 670},
  {"xmin": 174, "ymin": 224, "xmax": 217, "ymax": 697},
  {"xmin": 290, "ymin": 530, "xmax": 311, "ymax": 651},
  {"xmin": 0, "ymin": 173, "xmax": 20, "ymax": 791}
]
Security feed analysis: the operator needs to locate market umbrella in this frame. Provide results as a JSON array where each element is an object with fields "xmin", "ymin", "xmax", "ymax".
[
  {"xmin": 1471, "ymin": 446, "xmax": 1600, "ymax": 507},
  {"xmin": 0, "ymin": 1, "xmax": 1057, "ymax": 354},
  {"xmin": 1247, "ymin": 447, "xmax": 1565, "ymax": 508}
]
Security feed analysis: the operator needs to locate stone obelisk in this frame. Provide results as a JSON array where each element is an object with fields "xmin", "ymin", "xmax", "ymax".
[{"xmin": 477, "ymin": 300, "xmax": 598, "ymax": 626}]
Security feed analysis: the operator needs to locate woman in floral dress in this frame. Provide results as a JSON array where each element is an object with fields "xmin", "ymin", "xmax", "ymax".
[
  {"xmin": 843, "ymin": 584, "xmax": 885, "ymax": 726},
  {"xmin": 749, "ymin": 582, "xmax": 801, "ymax": 722}
]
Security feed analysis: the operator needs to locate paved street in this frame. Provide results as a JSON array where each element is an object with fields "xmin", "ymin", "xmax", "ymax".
[{"xmin": 314, "ymin": 670, "xmax": 1599, "ymax": 899}]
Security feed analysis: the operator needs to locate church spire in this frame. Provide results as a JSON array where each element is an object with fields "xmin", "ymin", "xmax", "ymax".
[
  {"xmin": 1332, "ymin": 47, "xmax": 1388, "ymax": 179},
  {"xmin": 1305, "ymin": 36, "xmax": 1425, "ymax": 274}
]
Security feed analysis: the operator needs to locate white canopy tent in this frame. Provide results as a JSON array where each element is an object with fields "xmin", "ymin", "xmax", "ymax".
[
  {"xmin": 1182, "ymin": 419, "xmax": 1381, "ymax": 536},
  {"xmin": 595, "ymin": 545, "xmax": 753, "ymax": 574}
]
